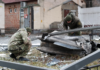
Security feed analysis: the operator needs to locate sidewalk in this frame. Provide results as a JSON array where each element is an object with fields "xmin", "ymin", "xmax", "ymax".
[{"xmin": 0, "ymin": 34, "xmax": 41, "ymax": 47}]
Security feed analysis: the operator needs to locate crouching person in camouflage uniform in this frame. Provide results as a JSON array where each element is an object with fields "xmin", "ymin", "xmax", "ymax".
[
  {"xmin": 63, "ymin": 12, "xmax": 82, "ymax": 36},
  {"xmin": 8, "ymin": 28, "xmax": 32, "ymax": 61}
]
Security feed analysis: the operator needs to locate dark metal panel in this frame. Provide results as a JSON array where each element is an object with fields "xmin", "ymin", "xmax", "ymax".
[
  {"xmin": 54, "ymin": 42, "xmax": 81, "ymax": 50},
  {"xmin": 24, "ymin": 15, "xmax": 30, "ymax": 28}
]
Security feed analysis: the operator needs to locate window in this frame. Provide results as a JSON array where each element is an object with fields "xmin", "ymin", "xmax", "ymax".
[
  {"xmin": 10, "ymin": 9, "xmax": 12, "ymax": 13},
  {"xmin": 81, "ymin": 0, "xmax": 83, "ymax": 3},
  {"xmin": 86, "ymin": 0, "xmax": 93, "ymax": 7},
  {"xmin": 21, "ymin": 8, "xmax": 24, "ymax": 13},
  {"xmin": 14, "ymin": 8, "xmax": 17, "ymax": 13}
]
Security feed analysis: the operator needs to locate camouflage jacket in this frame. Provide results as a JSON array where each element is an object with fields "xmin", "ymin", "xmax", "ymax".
[
  {"xmin": 8, "ymin": 28, "xmax": 32, "ymax": 47},
  {"xmin": 63, "ymin": 13, "xmax": 82, "ymax": 30}
]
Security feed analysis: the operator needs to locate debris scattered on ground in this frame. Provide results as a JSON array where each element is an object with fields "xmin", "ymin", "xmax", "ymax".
[
  {"xmin": 0, "ymin": 47, "xmax": 81, "ymax": 70},
  {"xmin": 46, "ymin": 58, "xmax": 60, "ymax": 66}
]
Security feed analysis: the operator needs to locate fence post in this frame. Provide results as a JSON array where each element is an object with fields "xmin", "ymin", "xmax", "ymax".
[{"xmin": 60, "ymin": 49, "xmax": 100, "ymax": 70}]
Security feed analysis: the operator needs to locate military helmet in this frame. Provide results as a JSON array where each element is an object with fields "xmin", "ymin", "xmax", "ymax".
[
  {"xmin": 26, "ymin": 27, "xmax": 32, "ymax": 33},
  {"xmin": 66, "ymin": 14, "xmax": 72, "ymax": 21}
]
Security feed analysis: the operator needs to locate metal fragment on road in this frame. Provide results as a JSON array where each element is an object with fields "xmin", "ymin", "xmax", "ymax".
[
  {"xmin": 46, "ymin": 58, "xmax": 60, "ymax": 66},
  {"xmin": 54, "ymin": 42, "xmax": 81, "ymax": 49}
]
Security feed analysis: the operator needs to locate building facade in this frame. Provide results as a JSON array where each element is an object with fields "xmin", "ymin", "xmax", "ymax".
[
  {"xmin": 38, "ymin": 0, "xmax": 86, "ymax": 30},
  {"xmin": 2, "ymin": 0, "xmax": 38, "ymax": 33}
]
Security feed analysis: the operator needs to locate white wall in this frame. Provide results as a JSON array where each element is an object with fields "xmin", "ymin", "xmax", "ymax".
[
  {"xmin": 73, "ymin": 0, "xmax": 86, "ymax": 8},
  {"xmin": 34, "ymin": 7, "xmax": 41, "ymax": 29},
  {"xmin": 38, "ymin": 0, "xmax": 66, "ymax": 29},
  {"xmin": 0, "ymin": 3, "xmax": 5, "ymax": 33},
  {"xmin": 44, "ymin": 5, "xmax": 62, "ymax": 29},
  {"xmin": 0, "ymin": 3, "xmax": 4, "ymax": 28},
  {"xmin": 78, "ymin": 7, "xmax": 100, "ymax": 27}
]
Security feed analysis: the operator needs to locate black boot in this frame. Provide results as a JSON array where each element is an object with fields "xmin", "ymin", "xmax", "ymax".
[
  {"xmin": 97, "ymin": 44, "xmax": 100, "ymax": 48},
  {"xmin": 18, "ymin": 57, "xmax": 29, "ymax": 61},
  {"xmin": 10, "ymin": 54, "xmax": 17, "ymax": 60},
  {"xmin": 91, "ymin": 41, "xmax": 98, "ymax": 52}
]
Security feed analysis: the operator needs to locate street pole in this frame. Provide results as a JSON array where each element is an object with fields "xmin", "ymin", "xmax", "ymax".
[
  {"xmin": 20, "ymin": 2, "xmax": 24, "ymax": 28},
  {"xmin": 20, "ymin": 2, "xmax": 22, "ymax": 28},
  {"xmin": 31, "ymin": 6, "xmax": 34, "ymax": 34}
]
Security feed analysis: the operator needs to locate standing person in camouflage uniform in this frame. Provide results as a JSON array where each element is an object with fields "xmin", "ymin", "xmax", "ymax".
[
  {"xmin": 63, "ymin": 12, "xmax": 82, "ymax": 36},
  {"xmin": 8, "ymin": 28, "xmax": 32, "ymax": 61}
]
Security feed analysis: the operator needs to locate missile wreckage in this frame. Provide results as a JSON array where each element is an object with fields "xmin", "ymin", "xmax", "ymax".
[{"xmin": 37, "ymin": 26, "xmax": 100, "ymax": 55}]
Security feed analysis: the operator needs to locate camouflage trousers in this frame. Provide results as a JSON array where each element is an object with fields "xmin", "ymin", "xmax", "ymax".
[
  {"xmin": 9, "ymin": 44, "xmax": 31, "ymax": 59},
  {"xmin": 68, "ymin": 31, "xmax": 81, "ymax": 36}
]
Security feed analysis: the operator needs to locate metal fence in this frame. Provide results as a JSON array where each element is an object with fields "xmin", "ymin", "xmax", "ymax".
[
  {"xmin": 81, "ymin": 64, "xmax": 100, "ymax": 70},
  {"xmin": 0, "ymin": 60, "xmax": 55, "ymax": 70},
  {"xmin": 61, "ymin": 49, "xmax": 100, "ymax": 70},
  {"xmin": 0, "ymin": 49, "xmax": 100, "ymax": 70}
]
